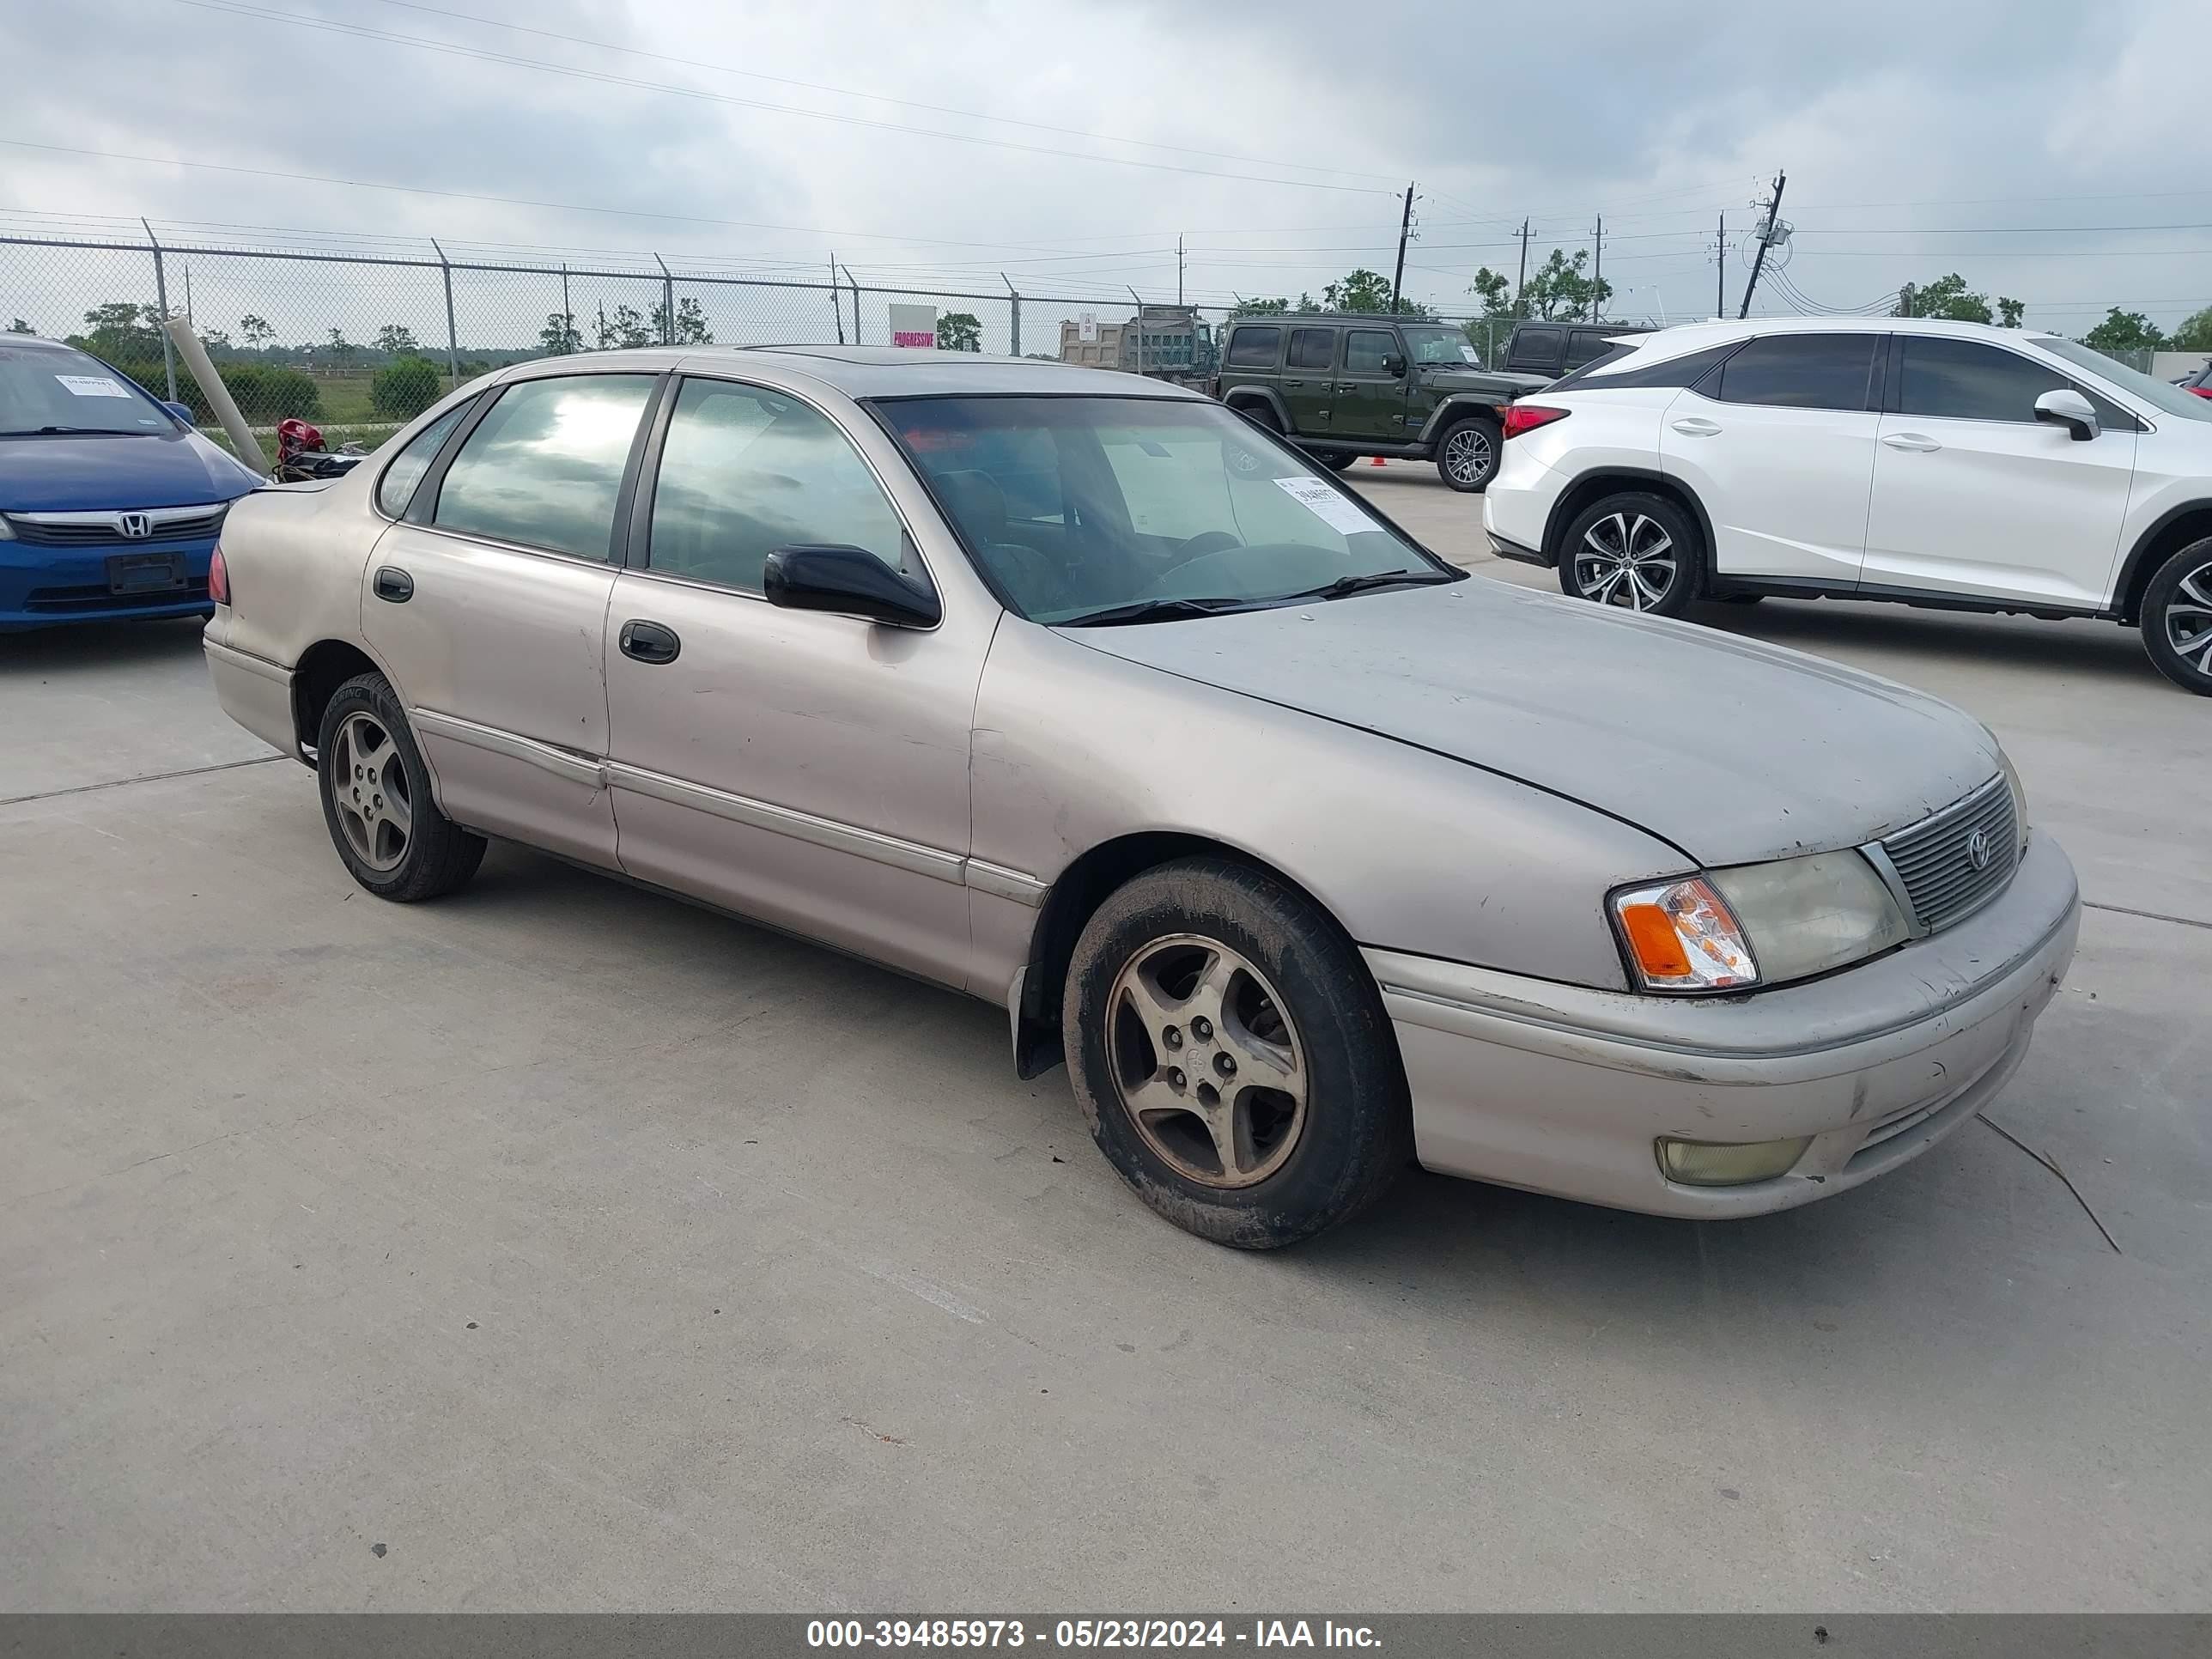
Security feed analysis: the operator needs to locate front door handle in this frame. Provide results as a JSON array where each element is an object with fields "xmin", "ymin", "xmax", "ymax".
[
  {"xmin": 617, "ymin": 619, "xmax": 681, "ymax": 665},
  {"xmin": 1670, "ymin": 417, "xmax": 1723, "ymax": 436},
  {"xmin": 1882, "ymin": 432, "xmax": 1943, "ymax": 453},
  {"xmin": 1284, "ymin": 378, "xmax": 1306, "ymax": 387},
  {"xmin": 372, "ymin": 566, "xmax": 413, "ymax": 603}
]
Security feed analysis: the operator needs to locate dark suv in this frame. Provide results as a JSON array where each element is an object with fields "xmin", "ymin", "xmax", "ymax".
[
  {"xmin": 1213, "ymin": 315, "xmax": 1549, "ymax": 491},
  {"xmin": 1499, "ymin": 320, "xmax": 1659, "ymax": 381}
]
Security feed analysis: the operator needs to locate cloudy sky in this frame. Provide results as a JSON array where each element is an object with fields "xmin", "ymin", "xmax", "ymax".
[{"xmin": 4, "ymin": 0, "xmax": 2209, "ymax": 350}]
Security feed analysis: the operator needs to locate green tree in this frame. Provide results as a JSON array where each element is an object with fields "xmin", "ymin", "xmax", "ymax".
[
  {"xmin": 8, "ymin": 318, "xmax": 33, "ymax": 334},
  {"xmin": 1231, "ymin": 296, "xmax": 1291, "ymax": 316},
  {"xmin": 1320, "ymin": 268, "xmax": 1396, "ymax": 312},
  {"xmin": 936, "ymin": 311, "xmax": 982, "ymax": 351},
  {"xmin": 1518, "ymin": 248, "xmax": 1612, "ymax": 321},
  {"xmin": 239, "ymin": 313, "xmax": 274, "ymax": 351},
  {"xmin": 539, "ymin": 311, "xmax": 584, "ymax": 354},
  {"xmin": 2081, "ymin": 308, "xmax": 2164, "ymax": 354},
  {"xmin": 649, "ymin": 296, "xmax": 714, "ymax": 344},
  {"xmin": 324, "ymin": 327, "xmax": 356, "ymax": 368},
  {"xmin": 609, "ymin": 304, "xmax": 653, "ymax": 349},
  {"xmin": 197, "ymin": 327, "xmax": 232, "ymax": 353},
  {"xmin": 75, "ymin": 301, "xmax": 163, "ymax": 359},
  {"xmin": 370, "ymin": 355, "xmax": 444, "ymax": 419},
  {"xmin": 1467, "ymin": 267, "xmax": 1515, "ymax": 319},
  {"xmin": 1892, "ymin": 273, "xmax": 2017, "ymax": 325},
  {"xmin": 374, "ymin": 324, "xmax": 420, "ymax": 356},
  {"xmin": 2165, "ymin": 306, "xmax": 2212, "ymax": 351}
]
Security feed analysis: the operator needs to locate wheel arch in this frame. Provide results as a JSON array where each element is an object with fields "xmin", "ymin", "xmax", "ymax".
[
  {"xmin": 1222, "ymin": 386, "xmax": 1292, "ymax": 431},
  {"xmin": 1008, "ymin": 830, "xmax": 1364, "ymax": 1080},
  {"xmin": 290, "ymin": 639, "xmax": 383, "ymax": 763},
  {"xmin": 2113, "ymin": 501, "xmax": 2212, "ymax": 625},
  {"xmin": 1416, "ymin": 396, "xmax": 1507, "ymax": 445},
  {"xmin": 1542, "ymin": 467, "xmax": 1717, "ymax": 576}
]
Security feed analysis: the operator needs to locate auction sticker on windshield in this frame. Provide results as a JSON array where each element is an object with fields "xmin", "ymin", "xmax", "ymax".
[
  {"xmin": 1272, "ymin": 475, "xmax": 1374, "ymax": 536},
  {"xmin": 56, "ymin": 374, "xmax": 132, "ymax": 398}
]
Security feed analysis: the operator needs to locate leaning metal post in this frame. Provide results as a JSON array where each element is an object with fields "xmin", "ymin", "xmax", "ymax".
[
  {"xmin": 143, "ymin": 218, "xmax": 177, "ymax": 401},
  {"xmin": 430, "ymin": 238, "xmax": 459, "ymax": 381}
]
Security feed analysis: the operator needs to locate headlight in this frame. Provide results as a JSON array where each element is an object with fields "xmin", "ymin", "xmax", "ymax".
[{"xmin": 1613, "ymin": 849, "xmax": 1911, "ymax": 994}]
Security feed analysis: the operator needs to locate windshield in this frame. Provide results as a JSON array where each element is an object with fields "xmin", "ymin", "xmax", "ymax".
[
  {"xmin": 875, "ymin": 395, "xmax": 1451, "ymax": 623},
  {"xmin": 0, "ymin": 343, "xmax": 176, "ymax": 435},
  {"xmin": 1401, "ymin": 326, "xmax": 1481, "ymax": 368},
  {"xmin": 2039, "ymin": 337, "xmax": 2212, "ymax": 423}
]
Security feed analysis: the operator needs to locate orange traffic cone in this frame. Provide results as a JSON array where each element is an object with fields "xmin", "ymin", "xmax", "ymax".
[{"xmin": 1369, "ymin": 455, "xmax": 1387, "ymax": 467}]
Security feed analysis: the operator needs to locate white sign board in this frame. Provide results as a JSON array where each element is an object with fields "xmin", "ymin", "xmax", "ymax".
[
  {"xmin": 889, "ymin": 302, "xmax": 938, "ymax": 349},
  {"xmin": 1078, "ymin": 311, "xmax": 1098, "ymax": 343}
]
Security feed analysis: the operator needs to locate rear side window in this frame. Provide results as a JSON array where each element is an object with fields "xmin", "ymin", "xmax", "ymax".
[
  {"xmin": 1286, "ymin": 328, "xmax": 1335, "ymax": 370},
  {"xmin": 431, "ymin": 374, "xmax": 656, "ymax": 560},
  {"xmin": 1711, "ymin": 334, "xmax": 1878, "ymax": 411},
  {"xmin": 1225, "ymin": 327, "xmax": 1280, "ymax": 368},
  {"xmin": 1895, "ymin": 337, "xmax": 2130, "ymax": 428},
  {"xmin": 1343, "ymin": 330, "xmax": 1395, "ymax": 374},
  {"xmin": 1549, "ymin": 339, "xmax": 1743, "ymax": 393},
  {"xmin": 376, "ymin": 400, "xmax": 473, "ymax": 518}
]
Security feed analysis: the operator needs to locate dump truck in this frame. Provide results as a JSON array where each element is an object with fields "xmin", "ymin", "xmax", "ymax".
[{"xmin": 1058, "ymin": 305, "xmax": 1218, "ymax": 384}]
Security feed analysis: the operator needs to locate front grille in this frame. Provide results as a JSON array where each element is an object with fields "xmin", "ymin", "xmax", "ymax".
[
  {"xmin": 3, "ymin": 507, "xmax": 228, "ymax": 547},
  {"xmin": 1879, "ymin": 777, "xmax": 2019, "ymax": 933},
  {"xmin": 22, "ymin": 580, "xmax": 210, "ymax": 614}
]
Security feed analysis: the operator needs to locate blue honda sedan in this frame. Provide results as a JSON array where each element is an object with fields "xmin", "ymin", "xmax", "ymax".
[{"xmin": 1, "ymin": 334, "xmax": 263, "ymax": 630}]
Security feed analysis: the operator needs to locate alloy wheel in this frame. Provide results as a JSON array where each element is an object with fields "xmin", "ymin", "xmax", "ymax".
[
  {"xmin": 1574, "ymin": 511, "xmax": 1678, "ymax": 610},
  {"xmin": 1106, "ymin": 933, "xmax": 1307, "ymax": 1189},
  {"xmin": 1443, "ymin": 425, "xmax": 1492, "ymax": 486},
  {"xmin": 2164, "ymin": 559, "xmax": 2212, "ymax": 676},
  {"xmin": 331, "ymin": 711, "xmax": 412, "ymax": 872}
]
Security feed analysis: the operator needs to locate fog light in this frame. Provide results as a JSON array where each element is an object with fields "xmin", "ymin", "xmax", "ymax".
[{"xmin": 1656, "ymin": 1134, "xmax": 1812, "ymax": 1186}]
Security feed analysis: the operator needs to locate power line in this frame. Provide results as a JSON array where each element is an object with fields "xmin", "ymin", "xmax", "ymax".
[
  {"xmin": 345, "ymin": 0, "xmax": 1398, "ymax": 186},
  {"xmin": 149, "ymin": 0, "xmax": 1396, "ymax": 196}
]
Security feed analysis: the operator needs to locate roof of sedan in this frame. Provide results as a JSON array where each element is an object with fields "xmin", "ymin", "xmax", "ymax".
[{"xmin": 684, "ymin": 344, "xmax": 1206, "ymax": 398}]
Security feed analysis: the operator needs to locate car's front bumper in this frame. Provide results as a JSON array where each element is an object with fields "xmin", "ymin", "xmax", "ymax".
[
  {"xmin": 1368, "ymin": 831, "xmax": 2080, "ymax": 1218},
  {"xmin": 0, "ymin": 537, "xmax": 217, "ymax": 629}
]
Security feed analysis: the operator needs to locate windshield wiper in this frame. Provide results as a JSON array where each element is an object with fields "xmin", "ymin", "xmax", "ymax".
[
  {"xmin": 0, "ymin": 425, "xmax": 126, "ymax": 436},
  {"xmin": 1270, "ymin": 570, "xmax": 1457, "ymax": 604},
  {"xmin": 1055, "ymin": 596, "xmax": 1255, "ymax": 628}
]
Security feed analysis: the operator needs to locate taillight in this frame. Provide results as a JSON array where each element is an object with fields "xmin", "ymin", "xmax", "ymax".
[
  {"xmin": 209, "ymin": 544, "xmax": 229, "ymax": 605},
  {"xmin": 1502, "ymin": 404, "xmax": 1571, "ymax": 440}
]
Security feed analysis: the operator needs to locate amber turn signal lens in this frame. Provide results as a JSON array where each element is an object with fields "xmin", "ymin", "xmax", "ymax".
[{"xmin": 1610, "ymin": 876, "xmax": 1759, "ymax": 992}]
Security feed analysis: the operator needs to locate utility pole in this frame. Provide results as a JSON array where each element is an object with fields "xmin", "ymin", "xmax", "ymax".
[
  {"xmin": 1515, "ymin": 219, "xmax": 1531, "ymax": 317},
  {"xmin": 1389, "ymin": 182, "xmax": 1414, "ymax": 313},
  {"xmin": 1176, "ymin": 233, "xmax": 1185, "ymax": 308},
  {"xmin": 830, "ymin": 254, "xmax": 844, "ymax": 343},
  {"xmin": 1716, "ymin": 214, "xmax": 1725, "ymax": 319},
  {"xmin": 1591, "ymin": 215, "xmax": 1603, "ymax": 322},
  {"xmin": 1737, "ymin": 169, "xmax": 1787, "ymax": 320}
]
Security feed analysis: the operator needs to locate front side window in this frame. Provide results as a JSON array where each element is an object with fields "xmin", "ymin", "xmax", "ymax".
[
  {"xmin": 1711, "ymin": 334, "xmax": 1877, "ymax": 411},
  {"xmin": 377, "ymin": 399, "xmax": 474, "ymax": 518},
  {"xmin": 1896, "ymin": 337, "xmax": 2145, "ymax": 428},
  {"xmin": 1513, "ymin": 327, "xmax": 1564, "ymax": 365},
  {"xmin": 1343, "ymin": 331, "xmax": 1396, "ymax": 374},
  {"xmin": 1287, "ymin": 328, "xmax": 1335, "ymax": 370},
  {"xmin": 647, "ymin": 379, "xmax": 908, "ymax": 592},
  {"xmin": 431, "ymin": 374, "xmax": 655, "ymax": 559},
  {"xmin": 1225, "ymin": 326, "xmax": 1280, "ymax": 368},
  {"xmin": 1400, "ymin": 325, "xmax": 1480, "ymax": 366},
  {"xmin": 878, "ymin": 395, "xmax": 1452, "ymax": 624}
]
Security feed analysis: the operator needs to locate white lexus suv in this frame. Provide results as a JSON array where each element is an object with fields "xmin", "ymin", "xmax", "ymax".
[{"xmin": 1482, "ymin": 316, "xmax": 2212, "ymax": 694}]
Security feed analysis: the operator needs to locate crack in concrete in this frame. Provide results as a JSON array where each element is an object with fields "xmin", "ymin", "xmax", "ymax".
[{"xmin": 0, "ymin": 753, "xmax": 285, "ymax": 809}]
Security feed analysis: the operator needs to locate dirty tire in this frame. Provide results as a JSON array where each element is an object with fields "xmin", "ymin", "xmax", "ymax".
[
  {"xmin": 1436, "ymin": 414, "xmax": 1501, "ymax": 493},
  {"xmin": 317, "ymin": 671, "xmax": 487, "ymax": 901},
  {"xmin": 2140, "ymin": 534, "xmax": 2212, "ymax": 696},
  {"xmin": 1063, "ymin": 856, "xmax": 1413, "ymax": 1249}
]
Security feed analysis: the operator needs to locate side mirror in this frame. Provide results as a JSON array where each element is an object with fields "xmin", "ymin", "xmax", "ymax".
[
  {"xmin": 1383, "ymin": 354, "xmax": 1408, "ymax": 377},
  {"xmin": 2034, "ymin": 388, "xmax": 2099, "ymax": 442},
  {"xmin": 161, "ymin": 400, "xmax": 195, "ymax": 424},
  {"xmin": 763, "ymin": 544, "xmax": 940, "ymax": 629}
]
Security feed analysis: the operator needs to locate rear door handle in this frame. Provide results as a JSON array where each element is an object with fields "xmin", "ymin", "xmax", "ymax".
[
  {"xmin": 372, "ymin": 566, "xmax": 413, "ymax": 603},
  {"xmin": 617, "ymin": 618, "xmax": 681, "ymax": 665},
  {"xmin": 1882, "ymin": 432, "xmax": 1943, "ymax": 453},
  {"xmin": 1670, "ymin": 417, "xmax": 1722, "ymax": 436}
]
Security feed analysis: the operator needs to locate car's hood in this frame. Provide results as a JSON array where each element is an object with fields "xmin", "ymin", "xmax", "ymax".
[
  {"xmin": 1422, "ymin": 368, "xmax": 1552, "ymax": 395},
  {"xmin": 0, "ymin": 429, "xmax": 260, "ymax": 512},
  {"xmin": 1061, "ymin": 578, "xmax": 2000, "ymax": 868}
]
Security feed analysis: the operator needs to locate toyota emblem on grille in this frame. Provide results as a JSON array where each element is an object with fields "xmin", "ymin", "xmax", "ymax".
[
  {"xmin": 1966, "ymin": 828, "xmax": 1993, "ymax": 872},
  {"xmin": 117, "ymin": 513, "xmax": 152, "ymax": 540}
]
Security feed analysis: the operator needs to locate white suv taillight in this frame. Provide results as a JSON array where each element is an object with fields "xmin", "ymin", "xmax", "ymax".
[
  {"xmin": 209, "ymin": 543, "xmax": 229, "ymax": 605},
  {"xmin": 1502, "ymin": 404, "xmax": 1571, "ymax": 440}
]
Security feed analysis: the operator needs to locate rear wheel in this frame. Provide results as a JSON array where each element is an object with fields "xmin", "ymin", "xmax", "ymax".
[
  {"xmin": 1063, "ymin": 858, "xmax": 1412, "ymax": 1249},
  {"xmin": 1436, "ymin": 415, "xmax": 1500, "ymax": 493},
  {"xmin": 317, "ymin": 672, "xmax": 486, "ymax": 900},
  {"xmin": 2142, "ymin": 535, "xmax": 2212, "ymax": 696},
  {"xmin": 1558, "ymin": 490, "xmax": 1704, "ymax": 618}
]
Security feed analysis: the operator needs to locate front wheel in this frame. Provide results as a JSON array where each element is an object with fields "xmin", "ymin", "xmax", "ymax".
[
  {"xmin": 1308, "ymin": 451, "xmax": 1356, "ymax": 471},
  {"xmin": 317, "ymin": 672, "xmax": 487, "ymax": 900},
  {"xmin": 2142, "ymin": 535, "xmax": 2212, "ymax": 696},
  {"xmin": 1558, "ymin": 489, "xmax": 1705, "ymax": 617},
  {"xmin": 1436, "ymin": 415, "xmax": 1500, "ymax": 493},
  {"xmin": 1062, "ymin": 858, "xmax": 1413, "ymax": 1249}
]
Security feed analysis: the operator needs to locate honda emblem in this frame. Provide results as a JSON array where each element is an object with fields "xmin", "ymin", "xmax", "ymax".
[{"xmin": 118, "ymin": 513, "xmax": 152, "ymax": 540}]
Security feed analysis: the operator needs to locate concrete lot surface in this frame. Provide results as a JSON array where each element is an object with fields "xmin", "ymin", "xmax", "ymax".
[{"xmin": 3, "ymin": 465, "xmax": 2208, "ymax": 1610}]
